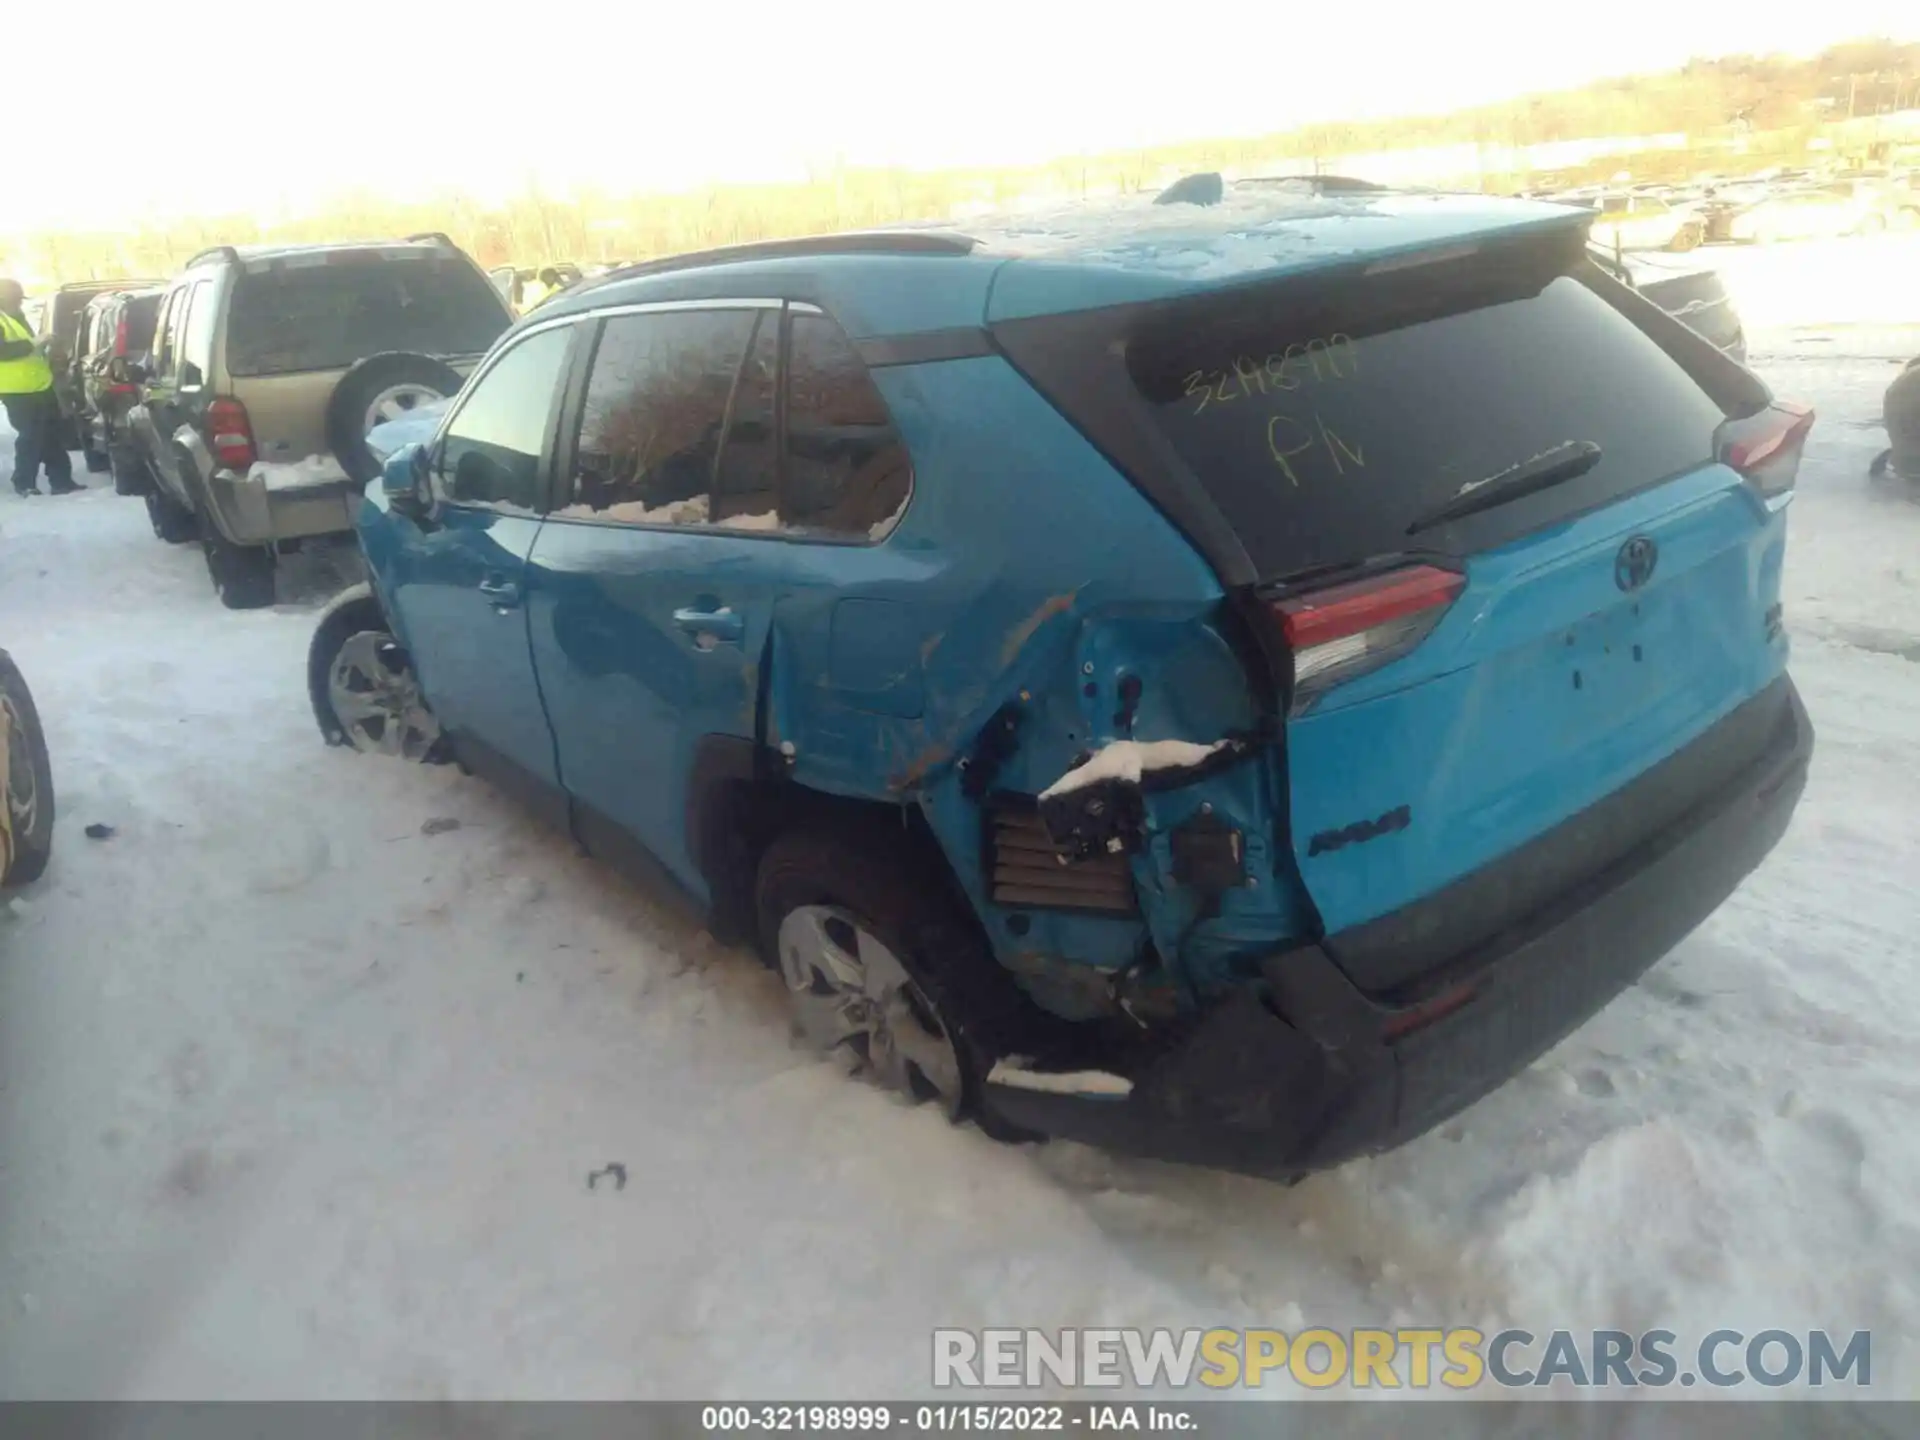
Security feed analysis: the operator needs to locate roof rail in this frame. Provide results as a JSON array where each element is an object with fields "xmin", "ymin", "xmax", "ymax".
[
  {"xmin": 57, "ymin": 276, "xmax": 163, "ymax": 292},
  {"xmin": 586, "ymin": 229, "xmax": 977, "ymax": 288},
  {"xmin": 405, "ymin": 231, "xmax": 459, "ymax": 250},
  {"xmin": 185, "ymin": 245, "xmax": 242, "ymax": 269}
]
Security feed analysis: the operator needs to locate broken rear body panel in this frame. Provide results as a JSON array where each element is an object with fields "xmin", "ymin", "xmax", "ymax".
[{"xmin": 759, "ymin": 351, "xmax": 1305, "ymax": 1013}]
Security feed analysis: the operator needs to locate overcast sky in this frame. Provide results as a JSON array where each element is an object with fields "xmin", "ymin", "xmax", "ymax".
[{"xmin": 8, "ymin": 0, "xmax": 1918, "ymax": 231}]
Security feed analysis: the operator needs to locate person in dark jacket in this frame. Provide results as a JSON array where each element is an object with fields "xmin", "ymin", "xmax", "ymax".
[{"xmin": 0, "ymin": 278, "xmax": 81, "ymax": 496}]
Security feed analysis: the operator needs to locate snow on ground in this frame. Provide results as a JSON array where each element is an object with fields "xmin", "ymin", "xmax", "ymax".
[{"xmin": 1, "ymin": 238, "xmax": 1918, "ymax": 1405}]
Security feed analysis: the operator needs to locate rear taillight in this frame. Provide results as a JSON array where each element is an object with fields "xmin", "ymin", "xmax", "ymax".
[
  {"xmin": 114, "ymin": 314, "xmax": 129, "ymax": 357},
  {"xmin": 1717, "ymin": 400, "xmax": 1814, "ymax": 499},
  {"xmin": 206, "ymin": 397, "xmax": 256, "ymax": 471},
  {"xmin": 1270, "ymin": 565, "xmax": 1465, "ymax": 713}
]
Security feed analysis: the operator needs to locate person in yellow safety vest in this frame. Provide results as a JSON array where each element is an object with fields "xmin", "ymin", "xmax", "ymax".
[
  {"xmin": 0, "ymin": 278, "xmax": 82, "ymax": 497},
  {"xmin": 521, "ymin": 266, "xmax": 566, "ymax": 311}
]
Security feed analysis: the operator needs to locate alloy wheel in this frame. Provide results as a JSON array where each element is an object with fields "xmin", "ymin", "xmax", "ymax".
[
  {"xmin": 326, "ymin": 631, "xmax": 441, "ymax": 760},
  {"xmin": 776, "ymin": 904, "xmax": 965, "ymax": 1114}
]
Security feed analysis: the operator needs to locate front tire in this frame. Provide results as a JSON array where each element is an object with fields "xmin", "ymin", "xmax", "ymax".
[
  {"xmin": 1, "ymin": 654, "xmax": 55, "ymax": 887},
  {"xmin": 307, "ymin": 593, "xmax": 445, "ymax": 761},
  {"xmin": 756, "ymin": 826, "xmax": 1043, "ymax": 1138},
  {"xmin": 82, "ymin": 443, "xmax": 111, "ymax": 474}
]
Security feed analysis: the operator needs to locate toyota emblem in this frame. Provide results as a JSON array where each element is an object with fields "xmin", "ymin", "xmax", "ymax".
[{"xmin": 1615, "ymin": 536, "xmax": 1658, "ymax": 592}]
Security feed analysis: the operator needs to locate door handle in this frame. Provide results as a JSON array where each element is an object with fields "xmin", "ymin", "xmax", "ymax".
[
  {"xmin": 672, "ymin": 606, "xmax": 744, "ymax": 647},
  {"xmin": 479, "ymin": 575, "xmax": 522, "ymax": 610}
]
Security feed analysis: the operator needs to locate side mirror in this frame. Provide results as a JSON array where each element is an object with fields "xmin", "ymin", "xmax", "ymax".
[
  {"xmin": 381, "ymin": 443, "xmax": 433, "ymax": 517},
  {"xmin": 113, "ymin": 356, "xmax": 147, "ymax": 384}
]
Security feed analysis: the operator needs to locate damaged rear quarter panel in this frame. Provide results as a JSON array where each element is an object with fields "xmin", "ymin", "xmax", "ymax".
[
  {"xmin": 765, "ymin": 353, "xmax": 1311, "ymax": 1006},
  {"xmin": 765, "ymin": 354, "xmax": 1217, "ymax": 798}
]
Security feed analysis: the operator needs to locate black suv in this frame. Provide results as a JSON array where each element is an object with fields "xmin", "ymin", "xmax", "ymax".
[
  {"xmin": 77, "ymin": 287, "xmax": 165, "ymax": 491},
  {"xmin": 36, "ymin": 278, "xmax": 161, "ymax": 453}
]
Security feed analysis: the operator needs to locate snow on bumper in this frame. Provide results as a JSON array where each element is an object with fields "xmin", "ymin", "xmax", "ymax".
[
  {"xmin": 984, "ymin": 678, "xmax": 1813, "ymax": 1178},
  {"xmin": 204, "ymin": 456, "xmax": 361, "ymax": 547}
]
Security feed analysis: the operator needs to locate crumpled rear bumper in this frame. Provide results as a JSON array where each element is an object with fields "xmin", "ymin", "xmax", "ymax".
[{"xmin": 981, "ymin": 678, "xmax": 1813, "ymax": 1178}]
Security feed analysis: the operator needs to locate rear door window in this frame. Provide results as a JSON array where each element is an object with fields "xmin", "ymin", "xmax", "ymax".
[
  {"xmin": 151, "ymin": 286, "xmax": 189, "ymax": 381},
  {"xmin": 180, "ymin": 281, "xmax": 217, "ymax": 381},
  {"xmin": 783, "ymin": 312, "xmax": 912, "ymax": 538},
  {"xmin": 561, "ymin": 308, "xmax": 779, "ymax": 529},
  {"xmin": 557, "ymin": 306, "xmax": 911, "ymax": 539},
  {"xmin": 124, "ymin": 297, "xmax": 160, "ymax": 356},
  {"xmin": 224, "ymin": 254, "xmax": 509, "ymax": 377},
  {"xmin": 1127, "ymin": 264, "xmax": 1732, "ymax": 578}
]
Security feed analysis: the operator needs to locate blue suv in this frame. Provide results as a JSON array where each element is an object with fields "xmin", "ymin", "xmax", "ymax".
[{"xmin": 308, "ymin": 183, "xmax": 1814, "ymax": 1177}]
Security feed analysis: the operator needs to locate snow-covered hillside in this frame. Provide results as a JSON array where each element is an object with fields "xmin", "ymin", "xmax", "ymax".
[{"xmin": 1, "ymin": 237, "xmax": 1917, "ymax": 1402}]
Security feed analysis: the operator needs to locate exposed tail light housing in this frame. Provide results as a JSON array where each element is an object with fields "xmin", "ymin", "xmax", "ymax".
[
  {"xmin": 206, "ymin": 397, "xmax": 257, "ymax": 472},
  {"xmin": 113, "ymin": 313, "xmax": 129, "ymax": 356},
  {"xmin": 1270, "ymin": 564, "xmax": 1465, "ymax": 713},
  {"xmin": 1716, "ymin": 400, "xmax": 1814, "ymax": 499}
]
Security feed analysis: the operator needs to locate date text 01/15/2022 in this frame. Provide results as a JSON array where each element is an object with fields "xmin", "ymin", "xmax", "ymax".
[{"xmin": 699, "ymin": 1404, "xmax": 1195, "ymax": 1432}]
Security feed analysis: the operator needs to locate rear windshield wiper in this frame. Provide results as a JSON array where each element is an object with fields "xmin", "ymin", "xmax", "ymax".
[{"xmin": 1407, "ymin": 440, "xmax": 1603, "ymax": 534}]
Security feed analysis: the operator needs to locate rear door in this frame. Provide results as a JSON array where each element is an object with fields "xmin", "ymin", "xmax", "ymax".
[
  {"xmin": 523, "ymin": 302, "xmax": 785, "ymax": 894},
  {"xmin": 381, "ymin": 321, "xmax": 579, "ymax": 811},
  {"xmin": 1004, "ymin": 232, "xmax": 1793, "ymax": 991}
]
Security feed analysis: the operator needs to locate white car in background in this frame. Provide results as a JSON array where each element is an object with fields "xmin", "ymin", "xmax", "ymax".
[
  {"xmin": 1728, "ymin": 181, "xmax": 1917, "ymax": 243},
  {"xmin": 1588, "ymin": 192, "xmax": 1707, "ymax": 252}
]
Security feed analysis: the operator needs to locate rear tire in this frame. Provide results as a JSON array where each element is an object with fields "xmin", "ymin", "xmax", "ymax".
[
  {"xmin": 200, "ymin": 520, "xmax": 277, "ymax": 610},
  {"xmin": 110, "ymin": 446, "xmax": 149, "ymax": 497},
  {"xmin": 1, "ymin": 654, "xmax": 55, "ymax": 888},
  {"xmin": 82, "ymin": 444, "xmax": 111, "ymax": 474},
  {"xmin": 145, "ymin": 486, "xmax": 198, "ymax": 544},
  {"xmin": 755, "ymin": 825, "xmax": 1046, "ymax": 1142}
]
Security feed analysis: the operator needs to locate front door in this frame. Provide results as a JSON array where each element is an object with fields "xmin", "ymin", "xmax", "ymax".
[{"xmin": 380, "ymin": 321, "xmax": 579, "ymax": 814}]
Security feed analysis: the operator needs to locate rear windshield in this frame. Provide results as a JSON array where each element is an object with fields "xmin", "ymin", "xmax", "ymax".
[
  {"xmin": 224, "ymin": 255, "xmax": 509, "ymax": 377},
  {"xmin": 1128, "ymin": 263, "xmax": 1732, "ymax": 578}
]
